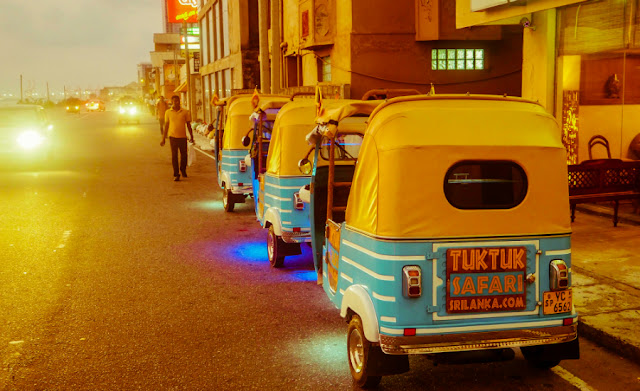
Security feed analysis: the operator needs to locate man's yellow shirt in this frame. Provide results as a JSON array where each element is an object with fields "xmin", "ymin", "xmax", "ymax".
[{"xmin": 165, "ymin": 108, "xmax": 191, "ymax": 138}]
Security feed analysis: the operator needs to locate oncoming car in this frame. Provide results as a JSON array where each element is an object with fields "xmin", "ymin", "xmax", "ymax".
[
  {"xmin": 117, "ymin": 99, "xmax": 140, "ymax": 124},
  {"xmin": 0, "ymin": 104, "xmax": 55, "ymax": 165},
  {"xmin": 65, "ymin": 98, "xmax": 82, "ymax": 114}
]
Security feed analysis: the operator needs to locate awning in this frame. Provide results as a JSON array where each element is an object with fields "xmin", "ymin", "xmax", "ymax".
[{"xmin": 174, "ymin": 82, "xmax": 188, "ymax": 93}]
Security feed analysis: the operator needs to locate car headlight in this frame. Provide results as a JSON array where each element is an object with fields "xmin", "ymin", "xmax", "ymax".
[
  {"xmin": 119, "ymin": 107, "xmax": 125, "ymax": 114},
  {"xmin": 17, "ymin": 130, "xmax": 45, "ymax": 150},
  {"xmin": 129, "ymin": 107, "xmax": 137, "ymax": 114}
]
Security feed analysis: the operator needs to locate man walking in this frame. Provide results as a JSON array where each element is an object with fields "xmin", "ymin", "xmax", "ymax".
[
  {"xmin": 156, "ymin": 96, "xmax": 168, "ymax": 135},
  {"xmin": 160, "ymin": 95, "xmax": 194, "ymax": 181}
]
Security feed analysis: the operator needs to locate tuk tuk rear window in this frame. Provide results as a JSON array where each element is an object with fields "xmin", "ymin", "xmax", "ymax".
[{"xmin": 444, "ymin": 161, "xmax": 528, "ymax": 209}]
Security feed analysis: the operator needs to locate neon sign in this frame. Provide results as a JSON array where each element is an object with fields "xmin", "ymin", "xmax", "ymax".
[{"xmin": 166, "ymin": 0, "xmax": 198, "ymax": 23}]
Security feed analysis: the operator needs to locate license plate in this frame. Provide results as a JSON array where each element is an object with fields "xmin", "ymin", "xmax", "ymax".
[
  {"xmin": 543, "ymin": 290, "xmax": 573, "ymax": 315},
  {"xmin": 446, "ymin": 246, "xmax": 527, "ymax": 313}
]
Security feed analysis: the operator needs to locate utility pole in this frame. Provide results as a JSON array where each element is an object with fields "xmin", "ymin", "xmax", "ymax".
[
  {"xmin": 46, "ymin": 82, "xmax": 50, "ymax": 103},
  {"xmin": 258, "ymin": 0, "xmax": 270, "ymax": 93},
  {"xmin": 270, "ymin": 0, "xmax": 281, "ymax": 94},
  {"xmin": 183, "ymin": 21, "xmax": 193, "ymax": 116},
  {"xmin": 20, "ymin": 74, "xmax": 23, "ymax": 103}
]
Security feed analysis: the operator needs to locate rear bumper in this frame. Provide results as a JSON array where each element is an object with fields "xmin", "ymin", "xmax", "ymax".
[
  {"xmin": 380, "ymin": 323, "xmax": 578, "ymax": 355},
  {"xmin": 230, "ymin": 185, "xmax": 252, "ymax": 195},
  {"xmin": 282, "ymin": 230, "xmax": 311, "ymax": 243}
]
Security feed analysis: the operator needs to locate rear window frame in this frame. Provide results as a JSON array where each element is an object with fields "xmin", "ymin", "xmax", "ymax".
[{"xmin": 443, "ymin": 160, "xmax": 528, "ymax": 210}]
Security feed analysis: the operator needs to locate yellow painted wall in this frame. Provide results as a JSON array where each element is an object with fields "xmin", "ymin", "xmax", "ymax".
[
  {"xmin": 577, "ymin": 105, "xmax": 640, "ymax": 161},
  {"xmin": 521, "ymin": 9, "xmax": 556, "ymax": 114}
]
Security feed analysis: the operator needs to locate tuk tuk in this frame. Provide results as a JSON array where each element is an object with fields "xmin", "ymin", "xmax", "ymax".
[
  {"xmin": 304, "ymin": 95, "xmax": 579, "ymax": 387},
  {"xmin": 245, "ymin": 99, "xmax": 294, "ymax": 218},
  {"xmin": 256, "ymin": 99, "xmax": 379, "ymax": 268},
  {"xmin": 213, "ymin": 94, "xmax": 288, "ymax": 212}
]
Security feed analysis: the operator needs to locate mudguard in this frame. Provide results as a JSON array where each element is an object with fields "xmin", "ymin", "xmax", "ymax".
[
  {"xmin": 340, "ymin": 285, "xmax": 380, "ymax": 343},
  {"xmin": 220, "ymin": 171, "xmax": 231, "ymax": 189},
  {"xmin": 264, "ymin": 207, "xmax": 283, "ymax": 236}
]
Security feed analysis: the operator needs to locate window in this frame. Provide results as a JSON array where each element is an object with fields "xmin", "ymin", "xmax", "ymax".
[
  {"xmin": 319, "ymin": 55, "xmax": 331, "ymax": 82},
  {"xmin": 444, "ymin": 161, "xmax": 527, "ymax": 209},
  {"xmin": 432, "ymin": 49, "xmax": 484, "ymax": 70},
  {"xmin": 209, "ymin": 8, "xmax": 215, "ymax": 62},
  {"xmin": 320, "ymin": 133, "xmax": 364, "ymax": 161},
  {"xmin": 222, "ymin": 0, "xmax": 229, "ymax": 58},
  {"xmin": 201, "ymin": 15, "xmax": 208, "ymax": 66}
]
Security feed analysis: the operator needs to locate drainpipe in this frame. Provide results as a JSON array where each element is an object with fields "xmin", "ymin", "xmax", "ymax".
[
  {"xmin": 270, "ymin": 0, "xmax": 281, "ymax": 94},
  {"xmin": 258, "ymin": 0, "xmax": 270, "ymax": 93}
]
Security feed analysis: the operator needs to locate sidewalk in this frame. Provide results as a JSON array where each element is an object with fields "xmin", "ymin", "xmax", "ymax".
[
  {"xmin": 570, "ymin": 202, "xmax": 640, "ymax": 362},
  {"xmin": 191, "ymin": 130, "xmax": 640, "ymax": 363}
]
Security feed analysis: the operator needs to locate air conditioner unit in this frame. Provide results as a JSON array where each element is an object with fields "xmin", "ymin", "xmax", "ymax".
[{"xmin": 299, "ymin": 0, "xmax": 335, "ymax": 49}]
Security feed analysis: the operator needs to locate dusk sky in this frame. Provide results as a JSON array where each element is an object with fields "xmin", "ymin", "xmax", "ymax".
[{"xmin": 0, "ymin": 0, "xmax": 163, "ymax": 98}]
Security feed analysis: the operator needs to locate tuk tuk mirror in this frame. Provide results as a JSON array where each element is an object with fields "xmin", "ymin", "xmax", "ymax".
[
  {"xmin": 241, "ymin": 135, "xmax": 251, "ymax": 147},
  {"xmin": 298, "ymin": 158, "xmax": 312, "ymax": 175}
]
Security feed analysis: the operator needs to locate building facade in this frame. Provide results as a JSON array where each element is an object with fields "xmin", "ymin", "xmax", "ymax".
[
  {"xmin": 279, "ymin": 0, "xmax": 524, "ymax": 100},
  {"xmin": 457, "ymin": 0, "xmax": 640, "ymax": 163},
  {"xmin": 198, "ymin": 0, "xmax": 261, "ymax": 123}
]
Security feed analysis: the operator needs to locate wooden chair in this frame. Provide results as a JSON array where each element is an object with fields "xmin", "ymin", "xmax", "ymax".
[{"xmin": 588, "ymin": 135, "xmax": 612, "ymax": 160}]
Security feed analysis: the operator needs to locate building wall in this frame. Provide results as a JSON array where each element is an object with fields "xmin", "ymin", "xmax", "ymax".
[
  {"xmin": 281, "ymin": 0, "xmax": 522, "ymax": 100},
  {"xmin": 199, "ymin": 0, "xmax": 260, "ymax": 122}
]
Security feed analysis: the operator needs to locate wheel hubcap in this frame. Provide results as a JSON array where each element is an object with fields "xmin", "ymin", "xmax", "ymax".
[
  {"xmin": 348, "ymin": 328, "xmax": 364, "ymax": 374},
  {"xmin": 267, "ymin": 231, "xmax": 274, "ymax": 260}
]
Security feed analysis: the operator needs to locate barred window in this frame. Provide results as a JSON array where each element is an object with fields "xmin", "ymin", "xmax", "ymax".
[{"xmin": 431, "ymin": 49, "xmax": 484, "ymax": 70}]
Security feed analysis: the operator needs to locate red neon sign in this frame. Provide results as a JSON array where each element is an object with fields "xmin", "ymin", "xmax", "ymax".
[{"xmin": 166, "ymin": 0, "xmax": 198, "ymax": 24}]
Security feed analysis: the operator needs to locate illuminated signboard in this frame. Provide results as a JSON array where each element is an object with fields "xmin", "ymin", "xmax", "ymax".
[{"xmin": 167, "ymin": 0, "xmax": 198, "ymax": 23}]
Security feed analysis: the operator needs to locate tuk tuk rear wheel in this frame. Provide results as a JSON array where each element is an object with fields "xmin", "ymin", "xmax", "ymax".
[
  {"xmin": 267, "ymin": 225, "xmax": 285, "ymax": 268},
  {"xmin": 222, "ymin": 186, "xmax": 235, "ymax": 212},
  {"xmin": 347, "ymin": 315, "xmax": 382, "ymax": 389}
]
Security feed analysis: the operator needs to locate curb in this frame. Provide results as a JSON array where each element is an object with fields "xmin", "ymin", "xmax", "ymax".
[{"xmin": 578, "ymin": 320, "xmax": 640, "ymax": 363}]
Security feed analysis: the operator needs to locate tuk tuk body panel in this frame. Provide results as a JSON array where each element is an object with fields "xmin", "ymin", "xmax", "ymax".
[
  {"xmin": 327, "ymin": 226, "xmax": 576, "ymax": 354},
  {"xmin": 219, "ymin": 149, "xmax": 252, "ymax": 194},
  {"xmin": 259, "ymin": 174, "xmax": 311, "ymax": 243}
]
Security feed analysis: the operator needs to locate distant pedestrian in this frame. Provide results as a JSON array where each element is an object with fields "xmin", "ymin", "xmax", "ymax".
[
  {"xmin": 160, "ymin": 95, "xmax": 194, "ymax": 181},
  {"xmin": 156, "ymin": 96, "xmax": 168, "ymax": 135}
]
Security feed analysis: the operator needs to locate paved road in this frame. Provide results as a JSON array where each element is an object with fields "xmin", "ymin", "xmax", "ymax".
[{"xmin": 1, "ymin": 108, "xmax": 639, "ymax": 390}]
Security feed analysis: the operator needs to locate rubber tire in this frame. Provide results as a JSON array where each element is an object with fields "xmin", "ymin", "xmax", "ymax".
[
  {"xmin": 267, "ymin": 225, "xmax": 285, "ymax": 268},
  {"xmin": 222, "ymin": 186, "xmax": 235, "ymax": 212},
  {"xmin": 348, "ymin": 315, "xmax": 382, "ymax": 389}
]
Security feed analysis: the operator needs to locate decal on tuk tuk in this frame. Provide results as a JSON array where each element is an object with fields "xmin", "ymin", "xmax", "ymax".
[{"xmin": 446, "ymin": 246, "xmax": 527, "ymax": 313}]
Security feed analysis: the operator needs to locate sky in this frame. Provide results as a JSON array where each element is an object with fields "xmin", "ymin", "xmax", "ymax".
[{"xmin": 0, "ymin": 0, "xmax": 163, "ymax": 98}]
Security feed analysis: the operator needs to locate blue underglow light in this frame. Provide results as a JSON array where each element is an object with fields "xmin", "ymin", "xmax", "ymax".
[
  {"xmin": 232, "ymin": 241, "xmax": 267, "ymax": 262},
  {"xmin": 286, "ymin": 270, "xmax": 318, "ymax": 282}
]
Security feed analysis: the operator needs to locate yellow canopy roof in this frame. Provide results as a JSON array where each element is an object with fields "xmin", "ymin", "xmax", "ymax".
[
  {"xmin": 346, "ymin": 95, "xmax": 571, "ymax": 239},
  {"xmin": 266, "ymin": 99, "xmax": 373, "ymax": 176},
  {"xmin": 222, "ymin": 95, "xmax": 290, "ymax": 150}
]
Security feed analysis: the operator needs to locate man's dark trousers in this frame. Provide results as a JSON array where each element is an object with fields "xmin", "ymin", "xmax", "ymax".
[{"xmin": 169, "ymin": 137, "xmax": 188, "ymax": 177}]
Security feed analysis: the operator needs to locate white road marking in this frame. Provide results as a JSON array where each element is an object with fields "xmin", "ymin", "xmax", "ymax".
[
  {"xmin": 56, "ymin": 230, "xmax": 72, "ymax": 249},
  {"xmin": 195, "ymin": 146, "xmax": 216, "ymax": 161},
  {"xmin": 552, "ymin": 366, "xmax": 598, "ymax": 391}
]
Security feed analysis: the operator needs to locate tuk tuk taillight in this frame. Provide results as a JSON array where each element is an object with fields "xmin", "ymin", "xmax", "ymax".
[
  {"xmin": 402, "ymin": 266, "xmax": 422, "ymax": 298},
  {"xmin": 238, "ymin": 160, "xmax": 247, "ymax": 172},
  {"xmin": 293, "ymin": 192, "xmax": 304, "ymax": 210},
  {"xmin": 549, "ymin": 260, "xmax": 569, "ymax": 291}
]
